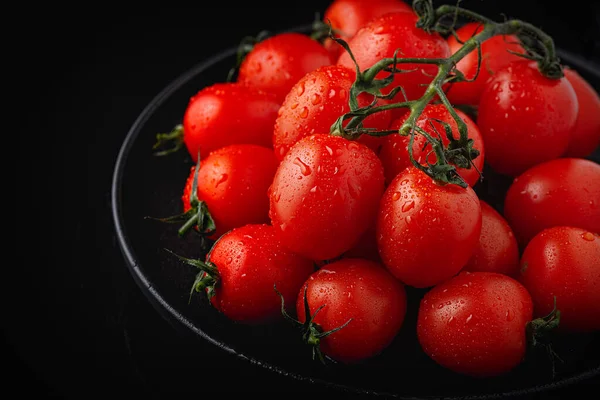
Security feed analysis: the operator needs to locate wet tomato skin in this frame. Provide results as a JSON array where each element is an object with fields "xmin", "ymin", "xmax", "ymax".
[
  {"xmin": 562, "ymin": 67, "xmax": 600, "ymax": 158},
  {"xmin": 519, "ymin": 226, "xmax": 600, "ymax": 333},
  {"xmin": 376, "ymin": 166, "xmax": 482, "ymax": 288},
  {"xmin": 503, "ymin": 157, "xmax": 600, "ymax": 249},
  {"xmin": 237, "ymin": 32, "xmax": 333, "ymax": 103},
  {"xmin": 417, "ymin": 271, "xmax": 534, "ymax": 377},
  {"xmin": 477, "ymin": 60, "xmax": 578, "ymax": 177},
  {"xmin": 273, "ymin": 64, "xmax": 392, "ymax": 161},
  {"xmin": 182, "ymin": 82, "xmax": 280, "ymax": 162},
  {"xmin": 206, "ymin": 224, "xmax": 315, "ymax": 324},
  {"xmin": 462, "ymin": 200, "xmax": 520, "ymax": 277},
  {"xmin": 379, "ymin": 104, "xmax": 485, "ymax": 187},
  {"xmin": 296, "ymin": 257, "xmax": 407, "ymax": 363},
  {"xmin": 269, "ymin": 134, "xmax": 385, "ymax": 261},
  {"xmin": 182, "ymin": 144, "xmax": 279, "ymax": 239}
]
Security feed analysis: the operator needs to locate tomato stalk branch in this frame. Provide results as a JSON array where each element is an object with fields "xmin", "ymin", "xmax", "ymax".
[{"xmin": 331, "ymin": 0, "xmax": 563, "ymax": 187}]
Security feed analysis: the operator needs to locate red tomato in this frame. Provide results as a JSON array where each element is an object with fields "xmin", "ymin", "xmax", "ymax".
[
  {"xmin": 336, "ymin": 11, "xmax": 451, "ymax": 112},
  {"xmin": 322, "ymin": 0, "xmax": 414, "ymax": 60},
  {"xmin": 503, "ymin": 157, "xmax": 600, "ymax": 249},
  {"xmin": 562, "ymin": 67, "xmax": 600, "ymax": 158},
  {"xmin": 477, "ymin": 60, "xmax": 578, "ymax": 177},
  {"xmin": 182, "ymin": 82, "xmax": 280, "ymax": 163},
  {"xmin": 181, "ymin": 144, "xmax": 278, "ymax": 239},
  {"xmin": 378, "ymin": 104, "xmax": 485, "ymax": 187},
  {"xmin": 237, "ymin": 32, "xmax": 333, "ymax": 103},
  {"xmin": 519, "ymin": 226, "xmax": 600, "ymax": 333},
  {"xmin": 272, "ymin": 64, "xmax": 392, "ymax": 161},
  {"xmin": 185, "ymin": 224, "xmax": 315, "ymax": 324},
  {"xmin": 446, "ymin": 22, "xmax": 526, "ymax": 106},
  {"xmin": 376, "ymin": 166, "xmax": 482, "ymax": 288},
  {"xmin": 463, "ymin": 200, "xmax": 520, "ymax": 277},
  {"xmin": 417, "ymin": 271, "xmax": 534, "ymax": 377},
  {"xmin": 296, "ymin": 258, "xmax": 407, "ymax": 363},
  {"xmin": 269, "ymin": 134, "xmax": 385, "ymax": 261}
]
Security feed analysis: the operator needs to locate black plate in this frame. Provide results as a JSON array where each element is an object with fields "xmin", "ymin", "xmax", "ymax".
[{"xmin": 111, "ymin": 25, "xmax": 600, "ymax": 399}]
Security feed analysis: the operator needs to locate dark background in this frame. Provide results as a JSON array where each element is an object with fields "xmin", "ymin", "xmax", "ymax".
[{"xmin": 9, "ymin": 0, "xmax": 600, "ymax": 398}]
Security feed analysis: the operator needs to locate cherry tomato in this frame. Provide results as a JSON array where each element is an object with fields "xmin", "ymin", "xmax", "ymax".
[
  {"xmin": 237, "ymin": 32, "xmax": 333, "ymax": 103},
  {"xmin": 562, "ymin": 67, "xmax": 600, "ymax": 158},
  {"xmin": 376, "ymin": 166, "xmax": 482, "ymax": 288},
  {"xmin": 186, "ymin": 224, "xmax": 315, "ymax": 324},
  {"xmin": 322, "ymin": 0, "xmax": 414, "ymax": 60},
  {"xmin": 378, "ymin": 104, "xmax": 485, "ymax": 187},
  {"xmin": 503, "ymin": 157, "xmax": 600, "ymax": 249},
  {"xmin": 446, "ymin": 22, "xmax": 526, "ymax": 106},
  {"xmin": 336, "ymin": 11, "xmax": 451, "ymax": 111},
  {"xmin": 269, "ymin": 134, "xmax": 385, "ymax": 261},
  {"xmin": 519, "ymin": 226, "xmax": 600, "ymax": 333},
  {"xmin": 477, "ymin": 60, "xmax": 578, "ymax": 177},
  {"xmin": 417, "ymin": 271, "xmax": 534, "ymax": 377},
  {"xmin": 462, "ymin": 199, "xmax": 520, "ymax": 277},
  {"xmin": 181, "ymin": 144, "xmax": 278, "ymax": 239},
  {"xmin": 182, "ymin": 82, "xmax": 280, "ymax": 163},
  {"xmin": 296, "ymin": 257, "xmax": 407, "ymax": 363},
  {"xmin": 272, "ymin": 64, "xmax": 392, "ymax": 161}
]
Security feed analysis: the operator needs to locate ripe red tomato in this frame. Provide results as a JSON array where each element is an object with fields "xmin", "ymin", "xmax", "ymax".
[
  {"xmin": 237, "ymin": 32, "xmax": 333, "ymax": 103},
  {"xmin": 295, "ymin": 257, "xmax": 407, "ymax": 363},
  {"xmin": 417, "ymin": 271, "xmax": 534, "ymax": 377},
  {"xmin": 503, "ymin": 157, "xmax": 600, "ymax": 249},
  {"xmin": 477, "ymin": 60, "xmax": 578, "ymax": 177},
  {"xmin": 272, "ymin": 64, "xmax": 392, "ymax": 161},
  {"xmin": 186, "ymin": 224, "xmax": 315, "ymax": 324},
  {"xmin": 181, "ymin": 144, "xmax": 278, "ymax": 239},
  {"xmin": 336, "ymin": 11, "xmax": 451, "ymax": 111},
  {"xmin": 519, "ymin": 226, "xmax": 600, "ymax": 333},
  {"xmin": 462, "ymin": 200, "xmax": 520, "ymax": 277},
  {"xmin": 378, "ymin": 104, "xmax": 485, "ymax": 187},
  {"xmin": 446, "ymin": 22, "xmax": 526, "ymax": 106},
  {"xmin": 321, "ymin": 0, "xmax": 414, "ymax": 60},
  {"xmin": 376, "ymin": 166, "xmax": 482, "ymax": 288},
  {"xmin": 269, "ymin": 134, "xmax": 385, "ymax": 261},
  {"xmin": 182, "ymin": 82, "xmax": 280, "ymax": 163},
  {"xmin": 562, "ymin": 67, "xmax": 600, "ymax": 158}
]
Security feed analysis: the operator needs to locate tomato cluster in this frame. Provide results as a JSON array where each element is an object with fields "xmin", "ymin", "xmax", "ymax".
[{"xmin": 153, "ymin": 0, "xmax": 600, "ymax": 379}]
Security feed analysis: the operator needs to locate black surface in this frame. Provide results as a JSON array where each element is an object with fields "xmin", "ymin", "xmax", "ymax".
[{"xmin": 10, "ymin": 1, "xmax": 600, "ymax": 399}]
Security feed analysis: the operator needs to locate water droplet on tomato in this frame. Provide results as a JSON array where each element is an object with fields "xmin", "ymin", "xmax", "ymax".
[
  {"xmin": 437, "ymin": 303, "xmax": 444, "ymax": 309},
  {"xmin": 405, "ymin": 215, "xmax": 412, "ymax": 224},
  {"xmin": 506, "ymin": 310, "xmax": 514, "ymax": 321},
  {"xmin": 311, "ymin": 93, "xmax": 322, "ymax": 105},
  {"xmin": 300, "ymin": 107, "xmax": 309, "ymax": 118},
  {"xmin": 392, "ymin": 192, "xmax": 401, "ymax": 201},
  {"xmin": 402, "ymin": 200, "xmax": 415, "ymax": 212},
  {"xmin": 290, "ymin": 102, "xmax": 299, "ymax": 110},
  {"xmin": 447, "ymin": 316, "xmax": 454, "ymax": 324},
  {"xmin": 215, "ymin": 173, "xmax": 228, "ymax": 187},
  {"xmin": 582, "ymin": 232, "xmax": 596, "ymax": 241},
  {"xmin": 328, "ymin": 89, "xmax": 336, "ymax": 98},
  {"xmin": 347, "ymin": 178, "xmax": 360, "ymax": 198},
  {"xmin": 280, "ymin": 223, "xmax": 287, "ymax": 232},
  {"xmin": 293, "ymin": 157, "xmax": 312, "ymax": 176},
  {"xmin": 274, "ymin": 192, "xmax": 281, "ymax": 202},
  {"xmin": 309, "ymin": 186, "xmax": 318, "ymax": 193},
  {"xmin": 466, "ymin": 314, "xmax": 473, "ymax": 323},
  {"xmin": 325, "ymin": 145, "xmax": 333, "ymax": 156},
  {"xmin": 297, "ymin": 83, "xmax": 305, "ymax": 96},
  {"xmin": 333, "ymin": 166, "xmax": 339, "ymax": 174}
]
